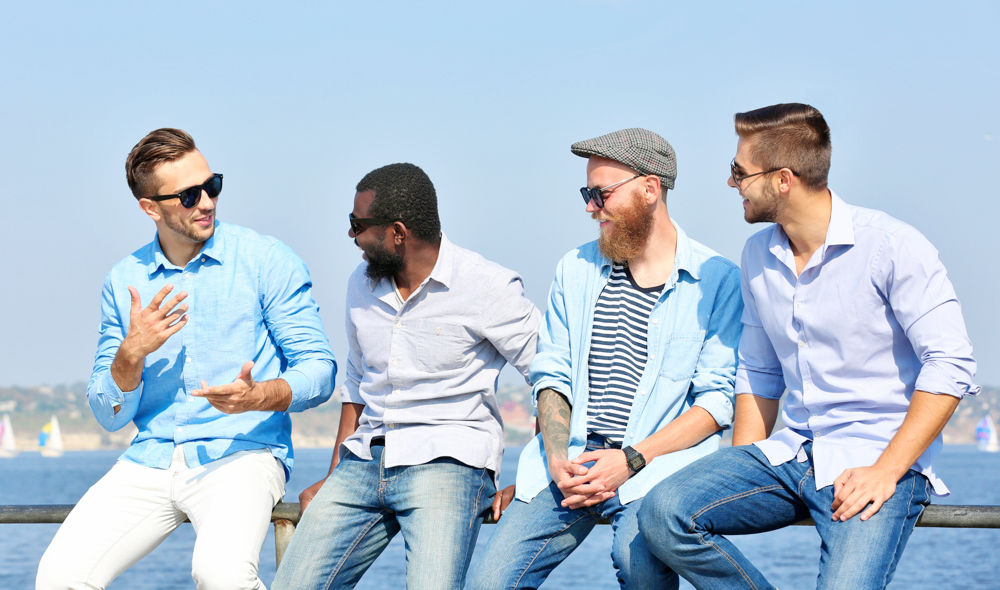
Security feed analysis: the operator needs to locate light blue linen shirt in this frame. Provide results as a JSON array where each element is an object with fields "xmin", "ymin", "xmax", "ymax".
[
  {"xmin": 737, "ymin": 192, "xmax": 979, "ymax": 495},
  {"xmin": 87, "ymin": 221, "xmax": 337, "ymax": 480},
  {"xmin": 515, "ymin": 222, "xmax": 743, "ymax": 505}
]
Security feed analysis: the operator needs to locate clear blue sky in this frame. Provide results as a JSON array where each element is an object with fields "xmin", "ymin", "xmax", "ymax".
[{"xmin": 1, "ymin": 1, "xmax": 997, "ymax": 389}]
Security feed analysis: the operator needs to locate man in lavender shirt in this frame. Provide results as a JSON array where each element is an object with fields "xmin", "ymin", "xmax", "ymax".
[
  {"xmin": 639, "ymin": 103, "xmax": 979, "ymax": 590},
  {"xmin": 272, "ymin": 163, "xmax": 541, "ymax": 590}
]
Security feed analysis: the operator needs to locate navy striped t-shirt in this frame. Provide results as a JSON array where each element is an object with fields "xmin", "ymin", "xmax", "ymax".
[{"xmin": 587, "ymin": 263, "xmax": 663, "ymax": 444}]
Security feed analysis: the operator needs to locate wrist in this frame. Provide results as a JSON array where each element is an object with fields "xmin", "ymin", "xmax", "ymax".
[{"xmin": 622, "ymin": 446, "xmax": 646, "ymax": 475}]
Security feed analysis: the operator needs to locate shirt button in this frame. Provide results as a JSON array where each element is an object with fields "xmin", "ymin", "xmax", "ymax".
[
  {"xmin": 395, "ymin": 322, "xmax": 402, "ymax": 329},
  {"xmin": 392, "ymin": 359, "xmax": 398, "ymax": 366},
  {"xmin": 201, "ymin": 257, "xmax": 206, "ymax": 263},
  {"xmin": 388, "ymin": 423, "xmax": 395, "ymax": 429},
  {"xmin": 186, "ymin": 357, "xmax": 192, "ymax": 362},
  {"xmin": 795, "ymin": 302, "xmax": 802, "ymax": 308},
  {"xmin": 629, "ymin": 433, "xmax": 635, "ymax": 438},
  {"xmin": 395, "ymin": 389, "xmax": 402, "ymax": 394},
  {"xmin": 176, "ymin": 427, "xmax": 183, "ymax": 432},
  {"xmin": 812, "ymin": 413, "xmax": 818, "ymax": 417},
  {"xmin": 651, "ymin": 318, "xmax": 659, "ymax": 324},
  {"xmin": 640, "ymin": 389, "xmax": 647, "ymax": 396},
  {"xmin": 798, "ymin": 341, "xmax": 806, "ymax": 348},
  {"xmin": 435, "ymin": 328, "xmax": 442, "ymax": 334},
  {"xmin": 184, "ymin": 272, "xmax": 192, "ymax": 278}
]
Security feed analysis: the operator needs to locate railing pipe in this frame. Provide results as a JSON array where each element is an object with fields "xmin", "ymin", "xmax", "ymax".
[{"xmin": 3, "ymin": 503, "xmax": 1000, "ymax": 569}]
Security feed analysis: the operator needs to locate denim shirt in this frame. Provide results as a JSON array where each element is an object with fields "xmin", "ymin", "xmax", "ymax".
[
  {"xmin": 87, "ymin": 222, "xmax": 337, "ymax": 480},
  {"xmin": 515, "ymin": 222, "xmax": 743, "ymax": 505}
]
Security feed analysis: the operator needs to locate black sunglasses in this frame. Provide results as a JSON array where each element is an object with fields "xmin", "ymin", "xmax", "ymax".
[
  {"xmin": 579, "ymin": 173, "xmax": 644, "ymax": 208},
  {"xmin": 349, "ymin": 213, "xmax": 401, "ymax": 235},
  {"xmin": 149, "ymin": 173, "xmax": 223, "ymax": 208},
  {"xmin": 730, "ymin": 159, "xmax": 799, "ymax": 188}
]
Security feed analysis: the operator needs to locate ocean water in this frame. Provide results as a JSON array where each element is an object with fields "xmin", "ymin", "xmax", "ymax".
[{"xmin": 1, "ymin": 445, "xmax": 998, "ymax": 589}]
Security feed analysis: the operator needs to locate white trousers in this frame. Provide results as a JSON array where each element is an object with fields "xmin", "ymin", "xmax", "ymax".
[{"xmin": 36, "ymin": 447, "xmax": 285, "ymax": 590}]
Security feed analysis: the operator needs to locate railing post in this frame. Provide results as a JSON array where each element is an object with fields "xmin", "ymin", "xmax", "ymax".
[{"xmin": 274, "ymin": 519, "xmax": 296, "ymax": 569}]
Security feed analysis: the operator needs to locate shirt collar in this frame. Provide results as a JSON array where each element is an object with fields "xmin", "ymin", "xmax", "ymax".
[
  {"xmin": 768, "ymin": 189, "xmax": 854, "ymax": 270},
  {"xmin": 597, "ymin": 219, "xmax": 701, "ymax": 281},
  {"xmin": 146, "ymin": 220, "xmax": 224, "ymax": 277},
  {"xmin": 366, "ymin": 232, "xmax": 453, "ymax": 291}
]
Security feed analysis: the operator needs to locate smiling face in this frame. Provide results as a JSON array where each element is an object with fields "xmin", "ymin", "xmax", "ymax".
[
  {"xmin": 350, "ymin": 190, "xmax": 405, "ymax": 280},
  {"xmin": 585, "ymin": 157, "xmax": 655, "ymax": 262},
  {"xmin": 729, "ymin": 137, "xmax": 781, "ymax": 224},
  {"xmin": 146, "ymin": 149, "xmax": 217, "ymax": 245}
]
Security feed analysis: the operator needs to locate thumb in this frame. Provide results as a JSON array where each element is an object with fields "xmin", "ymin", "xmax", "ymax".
[
  {"xmin": 128, "ymin": 286, "xmax": 141, "ymax": 314},
  {"xmin": 237, "ymin": 361, "xmax": 255, "ymax": 382}
]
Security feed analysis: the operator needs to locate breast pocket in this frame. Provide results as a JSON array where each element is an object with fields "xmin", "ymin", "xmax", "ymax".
[
  {"xmin": 410, "ymin": 321, "xmax": 476, "ymax": 373},
  {"xmin": 200, "ymin": 297, "xmax": 257, "ymax": 355},
  {"xmin": 658, "ymin": 332, "xmax": 705, "ymax": 381}
]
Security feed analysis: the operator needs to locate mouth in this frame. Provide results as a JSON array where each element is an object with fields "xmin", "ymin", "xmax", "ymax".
[{"xmin": 194, "ymin": 214, "xmax": 214, "ymax": 227}]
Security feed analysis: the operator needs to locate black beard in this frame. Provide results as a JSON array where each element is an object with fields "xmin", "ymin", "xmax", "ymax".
[{"xmin": 364, "ymin": 241, "xmax": 406, "ymax": 280}]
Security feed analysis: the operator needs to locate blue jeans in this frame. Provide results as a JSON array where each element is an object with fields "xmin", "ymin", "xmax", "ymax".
[
  {"xmin": 638, "ymin": 442, "xmax": 931, "ymax": 590},
  {"xmin": 272, "ymin": 444, "xmax": 495, "ymax": 590},
  {"xmin": 467, "ymin": 434, "xmax": 678, "ymax": 590}
]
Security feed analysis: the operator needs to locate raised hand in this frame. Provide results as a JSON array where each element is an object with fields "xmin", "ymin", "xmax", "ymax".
[
  {"xmin": 299, "ymin": 478, "xmax": 327, "ymax": 515},
  {"xmin": 120, "ymin": 284, "xmax": 188, "ymax": 360}
]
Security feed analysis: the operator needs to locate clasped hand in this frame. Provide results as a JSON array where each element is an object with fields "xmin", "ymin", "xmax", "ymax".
[{"xmin": 553, "ymin": 449, "xmax": 632, "ymax": 510}]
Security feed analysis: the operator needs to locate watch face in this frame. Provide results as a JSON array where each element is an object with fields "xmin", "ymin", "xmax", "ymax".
[{"xmin": 628, "ymin": 455, "xmax": 643, "ymax": 470}]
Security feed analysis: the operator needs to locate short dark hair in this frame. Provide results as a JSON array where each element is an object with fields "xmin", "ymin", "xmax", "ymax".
[
  {"xmin": 734, "ymin": 103, "xmax": 831, "ymax": 191},
  {"xmin": 356, "ymin": 163, "xmax": 441, "ymax": 243},
  {"xmin": 125, "ymin": 128, "xmax": 197, "ymax": 199}
]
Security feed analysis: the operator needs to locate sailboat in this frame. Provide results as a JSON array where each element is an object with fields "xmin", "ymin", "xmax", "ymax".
[
  {"xmin": 39, "ymin": 415, "xmax": 64, "ymax": 458},
  {"xmin": 0, "ymin": 414, "xmax": 17, "ymax": 458},
  {"xmin": 975, "ymin": 413, "xmax": 1000, "ymax": 453}
]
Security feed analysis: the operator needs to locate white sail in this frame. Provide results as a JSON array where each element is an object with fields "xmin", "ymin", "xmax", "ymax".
[
  {"xmin": 41, "ymin": 415, "xmax": 64, "ymax": 458},
  {"xmin": 0, "ymin": 414, "xmax": 17, "ymax": 458},
  {"xmin": 976, "ymin": 414, "xmax": 1000, "ymax": 453}
]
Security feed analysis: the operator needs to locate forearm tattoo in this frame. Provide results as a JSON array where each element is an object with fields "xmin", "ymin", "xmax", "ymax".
[{"xmin": 538, "ymin": 388, "xmax": 572, "ymax": 461}]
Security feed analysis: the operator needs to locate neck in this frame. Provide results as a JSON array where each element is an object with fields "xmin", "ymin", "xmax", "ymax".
[
  {"xmin": 157, "ymin": 233, "xmax": 204, "ymax": 268},
  {"xmin": 394, "ymin": 238, "xmax": 442, "ymax": 299},
  {"xmin": 627, "ymin": 204, "xmax": 677, "ymax": 288},
  {"xmin": 778, "ymin": 188, "xmax": 832, "ymax": 269}
]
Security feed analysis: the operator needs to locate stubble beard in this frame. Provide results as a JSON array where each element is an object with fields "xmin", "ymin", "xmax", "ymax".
[
  {"xmin": 364, "ymin": 236, "xmax": 406, "ymax": 280},
  {"xmin": 161, "ymin": 207, "xmax": 214, "ymax": 244},
  {"xmin": 744, "ymin": 181, "xmax": 780, "ymax": 224},
  {"xmin": 595, "ymin": 188, "xmax": 654, "ymax": 263}
]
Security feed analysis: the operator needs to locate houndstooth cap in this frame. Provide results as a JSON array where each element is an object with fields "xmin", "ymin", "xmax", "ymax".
[{"xmin": 571, "ymin": 128, "xmax": 676, "ymax": 190}]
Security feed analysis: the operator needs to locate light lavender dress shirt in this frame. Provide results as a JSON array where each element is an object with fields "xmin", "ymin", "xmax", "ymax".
[
  {"xmin": 340, "ymin": 234, "xmax": 541, "ymax": 480},
  {"xmin": 737, "ymin": 192, "xmax": 979, "ymax": 496}
]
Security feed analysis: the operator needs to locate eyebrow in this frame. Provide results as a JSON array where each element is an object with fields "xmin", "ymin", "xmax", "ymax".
[{"xmin": 732, "ymin": 160, "xmax": 747, "ymax": 174}]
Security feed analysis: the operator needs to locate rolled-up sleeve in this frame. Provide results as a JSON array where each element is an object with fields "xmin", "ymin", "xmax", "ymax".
[
  {"xmin": 87, "ymin": 275, "xmax": 143, "ymax": 431},
  {"xmin": 260, "ymin": 242, "xmax": 337, "ymax": 412},
  {"xmin": 529, "ymin": 257, "xmax": 574, "ymax": 409},
  {"xmin": 689, "ymin": 264, "xmax": 743, "ymax": 428},
  {"xmin": 735, "ymin": 248, "xmax": 786, "ymax": 399},
  {"xmin": 876, "ymin": 229, "xmax": 979, "ymax": 398},
  {"xmin": 480, "ymin": 271, "xmax": 541, "ymax": 384}
]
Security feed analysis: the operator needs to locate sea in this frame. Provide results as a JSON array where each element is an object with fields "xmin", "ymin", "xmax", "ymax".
[{"xmin": 2, "ymin": 445, "xmax": 998, "ymax": 590}]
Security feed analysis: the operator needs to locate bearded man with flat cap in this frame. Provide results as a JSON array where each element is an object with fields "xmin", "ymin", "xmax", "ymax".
[{"xmin": 468, "ymin": 129, "xmax": 744, "ymax": 589}]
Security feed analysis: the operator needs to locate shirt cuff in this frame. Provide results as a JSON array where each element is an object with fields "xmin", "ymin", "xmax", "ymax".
[
  {"xmin": 692, "ymin": 392, "xmax": 734, "ymax": 429},
  {"xmin": 280, "ymin": 368, "xmax": 312, "ymax": 412},
  {"xmin": 100, "ymin": 370, "xmax": 138, "ymax": 402},
  {"xmin": 735, "ymin": 368, "xmax": 785, "ymax": 399},
  {"xmin": 340, "ymin": 382, "xmax": 364, "ymax": 405},
  {"xmin": 914, "ymin": 362, "xmax": 981, "ymax": 399}
]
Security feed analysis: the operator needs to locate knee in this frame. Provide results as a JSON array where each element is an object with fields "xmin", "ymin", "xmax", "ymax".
[
  {"xmin": 637, "ymin": 482, "xmax": 693, "ymax": 559},
  {"xmin": 466, "ymin": 553, "xmax": 514, "ymax": 590},
  {"xmin": 36, "ymin": 545, "xmax": 89, "ymax": 590},
  {"xmin": 191, "ymin": 557, "xmax": 260, "ymax": 590}
]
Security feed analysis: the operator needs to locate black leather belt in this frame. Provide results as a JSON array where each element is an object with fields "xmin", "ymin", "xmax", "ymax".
[{"xmin": 370, "ymin": 437, "xmax": 385, "ymax": 446}]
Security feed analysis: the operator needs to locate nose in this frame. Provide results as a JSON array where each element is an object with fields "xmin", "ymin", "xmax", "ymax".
[
  {"xmin": 727, "ymin": 175, "xmax": 738, "ymax": 189},
  {"xmin": 585, "ymin": 197, "xmax": 600, "ymax": 213},
  {"xmin": 197, "ymin": 189, "xmax": 215, "ymax": 209},
  {"xmin": 348, "ymin": 227, "xmax": 356, "ymax": 239}
]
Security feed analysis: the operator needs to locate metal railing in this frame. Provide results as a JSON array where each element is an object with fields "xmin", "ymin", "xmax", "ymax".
[{"xmin": 3, "ymin": 503, "xmax": 1000, "ymax": 569}]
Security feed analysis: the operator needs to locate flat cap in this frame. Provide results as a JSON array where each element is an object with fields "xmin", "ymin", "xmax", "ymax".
[{"xmin": 571, "ymin": 128, "xmax": 676, "ymax": 190}]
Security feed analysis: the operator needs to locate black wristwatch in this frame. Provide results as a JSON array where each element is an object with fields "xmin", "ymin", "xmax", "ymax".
[{"xmin": 622, "ymin": 446, "xmax": 646, "ymax": 474}]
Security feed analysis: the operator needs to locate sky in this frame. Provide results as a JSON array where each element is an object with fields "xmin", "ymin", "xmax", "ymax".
[{"xmin": 0, "ymin": 1, "xmax": 997, "ymax": 390}]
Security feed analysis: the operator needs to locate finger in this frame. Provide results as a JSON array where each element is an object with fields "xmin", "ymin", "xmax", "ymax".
[
  {"xmin": 833, "ymin": 470, "xmax": 851, "ymax": 498},
  {"xmin": 237, "ymin": 361, "xmax": 255, "ymax": 382},
  {"xmin": 492, "ymin": 494, "xmax": 503, "ymax": 521},
  {"xmin": 299, "ymin": 491, "xmax": 314, "ymax": 513},
  {"xmin": 834, "ymin": 489, "xmax": 869, "ymax": 521},
  {"xmin": 572, "ymin": 451, "xmax": 601, "ymax": 464},
  {"xmin": 561, "ymin": 494, "xmax": 592, "ymax": 509},
  {"xmin": 580, "ymin": 491, "xmax": 616, "ymax": 507},
  {"xmin": 147, "ymin": 284, "xmax": 174, "ymax": 312},
  {"xmin": 557, "ymin": 473, "xmax": 597, "ymax": 489},
  {"xmin": 558, "ymin": 483, "xmax": 605, "ymax": 497},
  {"xmin": 128, "ymin": 286, "xmax": 141, "ymax": 316},
  {"xmin": 159, "ymin": 291, "xmax": 189, "ymax": 316},
  {"xmin": 163, "ymin": 314, "xmax": 189, "ymax": 337},
  {"xmin": 859, "ymin": 497, "xmax": 885, "ymax": 522}
]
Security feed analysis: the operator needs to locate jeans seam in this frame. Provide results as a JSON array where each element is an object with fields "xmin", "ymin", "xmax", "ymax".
[
  {"xmin": 687, "ymin": 486, "xmax": 784, "ymax": 590},
  {"xmin": 469, "ymin": 468, "xmax": 489, "ymax": 530},
  {"xmin": 877, "ymin": 474, "xmax": 918, "ymax": 589},
  {"xmin": 798, "ymin": 467, "xmax": 814, "ymax": 498},
  {"xmin": 321, "ymin": 509, "xmax": 393, "ymax": 590},
  {"xmin": 511, "ymin": 511, "xmax": 598, "ymax": 589}
]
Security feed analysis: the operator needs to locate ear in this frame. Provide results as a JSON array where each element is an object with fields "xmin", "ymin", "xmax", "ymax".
[
  {"xmin": 138, "ymin": 198, "xmax": 162, "ymax": 221},
  {"xmin": 776, "ymin": 168, "xmax": 796, "ymax": 195},
  {"xmin": 643, "ymin": 175, "xmax": 662, "ymax": 204},
  {"xmin": 390, "ymin": 221, "xmax": 407, "ymax": 245}
]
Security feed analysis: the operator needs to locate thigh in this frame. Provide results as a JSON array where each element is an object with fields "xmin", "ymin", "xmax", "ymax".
[
  {"xmin": 181, "ymin": 450, "xmax": 286, "ymax": 590},
  {"xmin": 467, "ymin": 481, "xmax": 600, "ymax": 590},
  {"xmin": 390, "ymin": 458, "xmax": 496, "ymax": 590},
  {"xmin": 811, "ymin": 470, "xmax": 931, "ymax": 590},
  {"xmin": 272, "ymin": 450, "xmax": 399, "ymax": 590},
  {"xmin": 607, "ymin": 498, "xmax": 678, "ymax": 590},
  {"xmin": 640, "ymin": 445, "xmax": 810, "ymax": 540},
  {"xmin": 36, "ymin": 461, "xmax": 185, "ymax": 590}
]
